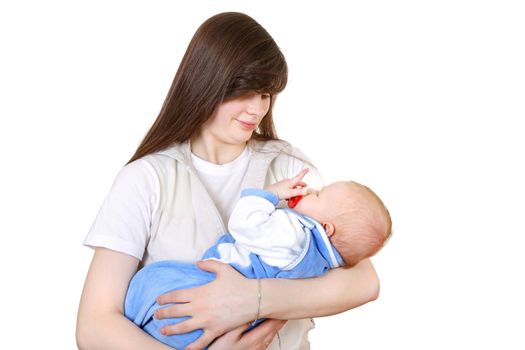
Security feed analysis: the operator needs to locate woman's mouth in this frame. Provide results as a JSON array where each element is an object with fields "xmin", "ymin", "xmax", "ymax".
[{"xmin": 236, "ymin": 120, "xmax": 257, "ymax": 130}]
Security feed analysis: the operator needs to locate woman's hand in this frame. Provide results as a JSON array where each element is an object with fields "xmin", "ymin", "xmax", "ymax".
[
  {"xmin": 155, "ymin": 260, "xmax": 270, "ymax": 349},
  {"xmin": 208, "ymin": 319, "xmax": 287, "ymax": 350}
]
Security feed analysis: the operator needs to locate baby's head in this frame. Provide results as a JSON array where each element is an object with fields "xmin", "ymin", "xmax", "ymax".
[{"xmin": 293, "ymin": 181, "xmax": 392, "ymax": 267}]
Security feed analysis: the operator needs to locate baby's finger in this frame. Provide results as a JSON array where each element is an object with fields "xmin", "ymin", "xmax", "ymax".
[
  {"xmin": 291, "ymin": 187, "xmax": 307, "ymax": 197},
  {"xmin": 306, "ymin": 188, "xmax": 319, "ymax": 195},
  {"xmin": 291, "ymin": 168, "xmax": 309, "ymax": 183}
]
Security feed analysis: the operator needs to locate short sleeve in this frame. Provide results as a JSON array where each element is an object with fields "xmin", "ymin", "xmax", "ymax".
[{"xmin": 83, "ymin": 159, "xmax": 159, "ymax": 261}]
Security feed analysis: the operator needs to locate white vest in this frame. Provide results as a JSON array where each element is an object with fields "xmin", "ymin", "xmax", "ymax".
[{"xmin": 142, "ymin": 139, "xmax": 315, "ymax": 350}]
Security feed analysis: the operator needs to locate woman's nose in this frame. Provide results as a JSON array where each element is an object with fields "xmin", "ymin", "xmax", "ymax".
[{"xmin": 247, "ymin": 94, "xmax": 268, "ymax": 116}]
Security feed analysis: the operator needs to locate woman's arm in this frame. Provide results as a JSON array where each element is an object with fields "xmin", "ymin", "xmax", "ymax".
[
  {"xmin": 260, "ymin": 258, "xmax": 379, "ymax": 319},
  {"xmin": 156, "ymin": 258, "xmax": 379, "ymax": 349},
  {"xmin": 76, "ymin": 248, "xmax": 173, "ymax": 350}
]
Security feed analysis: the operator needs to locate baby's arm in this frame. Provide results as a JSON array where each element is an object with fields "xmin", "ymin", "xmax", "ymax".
[
  {"xmin": 227, "ymin": 190, "xmax": 303, "ymax": 268},
  {"xmin": 227, "ymin": 170, "xmax": 310, "ymax": 269}
]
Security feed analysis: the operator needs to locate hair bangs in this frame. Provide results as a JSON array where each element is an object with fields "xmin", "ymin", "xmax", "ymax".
[{"xmin": 226, "ymin": 52, "xmax": 287, "ymax": 99}]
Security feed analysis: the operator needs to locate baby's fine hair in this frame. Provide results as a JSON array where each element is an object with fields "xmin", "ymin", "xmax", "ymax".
[{"xmin": 332, "ymin": 181, "xmax": 392, "ymax": 267}]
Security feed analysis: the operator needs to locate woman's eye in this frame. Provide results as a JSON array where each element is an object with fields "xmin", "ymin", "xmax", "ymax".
[{"xmin": 261, "ymin": 93, "xmax": 271, "ymax": 99}]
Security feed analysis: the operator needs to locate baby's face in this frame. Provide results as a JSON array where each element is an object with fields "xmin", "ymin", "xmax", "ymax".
[{"xmin": 293, "ymin": 182, "xmax": 346, "ymax": 221}]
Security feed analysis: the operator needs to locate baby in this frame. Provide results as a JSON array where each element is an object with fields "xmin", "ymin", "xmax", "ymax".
[{"xmin": 124, "ymin": 169, "xmax": 392, "ymax": 349}]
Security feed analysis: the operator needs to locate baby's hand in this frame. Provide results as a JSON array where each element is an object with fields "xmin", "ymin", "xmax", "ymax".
[{"xmin": 265, "ymin": 168, "xmax": 309, "ymax": 200}]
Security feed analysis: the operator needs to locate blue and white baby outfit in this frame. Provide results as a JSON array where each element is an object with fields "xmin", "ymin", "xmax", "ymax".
[{"xmin": 124, "ymin": 189, "xmax": 343, "ymax": 349}]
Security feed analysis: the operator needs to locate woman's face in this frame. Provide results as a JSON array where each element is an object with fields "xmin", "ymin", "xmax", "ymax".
[{"xmin": 203, "ymin": 92, "xmax": 271, "ymax": 145}]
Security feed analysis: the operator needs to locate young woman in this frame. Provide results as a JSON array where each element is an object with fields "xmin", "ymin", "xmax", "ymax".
[{"xmin": 76, "ymin": 12, "xmax": 379, "ymax": 350}]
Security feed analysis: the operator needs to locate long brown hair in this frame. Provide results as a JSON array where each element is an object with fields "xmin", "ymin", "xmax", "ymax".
[{"xmin": 127, "ymin": 12, "xmax": 288, "ymax": 164}]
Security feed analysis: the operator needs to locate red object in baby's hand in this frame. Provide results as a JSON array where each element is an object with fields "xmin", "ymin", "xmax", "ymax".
[{"xmin": 288, "ymin": 195, "xmax": 303, "ymax": 208}]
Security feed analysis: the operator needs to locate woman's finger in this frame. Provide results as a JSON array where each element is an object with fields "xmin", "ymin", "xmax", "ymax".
[
  {"xmin": 241, "ymin": 319, "xmax": 287, "ymax": 347},
  {"xmin": 156, "ymin": 288, "xmax": 193, "ymax": 305},
  {"xmin": 229, "ymin": 322, "xmax": 251, "ymax": 337},
  {"xmin": 154, "ymin": 302, "xmax": 191, "ymax": 319},
  {"xmin": 257, "ymin": 319, "xmax": 287, "ymax": 333},
  {"xmin": 260, "ymin": 320, "xmax": 287, "ymax": 348},
  {"xmin": 160, "ymin": 318, "xmax": 200, "ymax": 336},
  {"xmin": 186, "ymin": 329, "xmax": 220, "ymax": 350},
  {"xmin": 196, "ymin": 259, "xmax": 227, "ymax": 275},
  {"xmin": 209, "ymin": 323, "xmax": 252, "ymax": 349}
]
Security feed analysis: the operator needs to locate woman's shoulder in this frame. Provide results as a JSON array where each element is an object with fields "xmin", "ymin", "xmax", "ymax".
[
  {"xmin": 116, "ymin": 158, "xmax": 159, "ymax": 192},
  {"xmin": 135, "ymin": 142, "xmax": 192, "ymax": 174},
  {"xmin": 142, "ymin": 142, "xmax": 190, "ymax": 164}
]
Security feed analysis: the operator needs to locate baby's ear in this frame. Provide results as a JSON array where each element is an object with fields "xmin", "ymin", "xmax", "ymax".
[{"xmin": 323, "ymin": 223, "xmax": 335, "ymax": 237}]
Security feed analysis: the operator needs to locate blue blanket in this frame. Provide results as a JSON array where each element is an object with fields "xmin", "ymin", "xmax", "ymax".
[{"xmin": 124, "ymin": 213, "xmax": 343, "ymax": 349}]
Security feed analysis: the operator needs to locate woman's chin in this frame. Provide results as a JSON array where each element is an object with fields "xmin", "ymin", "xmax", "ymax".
[{"xmin": 232, "ymin": 131, "xmax": 254, "ymax": 144}]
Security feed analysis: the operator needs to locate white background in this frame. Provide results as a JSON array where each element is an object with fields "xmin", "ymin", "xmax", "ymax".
[{"xmin": 1, "ymin": 1, "xmax": 524, "ymax": 349}]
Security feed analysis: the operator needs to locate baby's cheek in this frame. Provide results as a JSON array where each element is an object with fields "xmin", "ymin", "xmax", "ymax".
[{"xmin": 294, "ymin": 200, "xmax": 310, "ymax": 215}]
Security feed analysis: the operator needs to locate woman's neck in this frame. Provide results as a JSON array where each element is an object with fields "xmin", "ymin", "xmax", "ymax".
[{"xmin": 190, "ymin": 135, "xmax": 247, "ymax": 165}]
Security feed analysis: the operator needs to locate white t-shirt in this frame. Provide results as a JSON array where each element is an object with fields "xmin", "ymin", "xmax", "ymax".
[
  {"xmin": 84, "ymin": 141, "xmax": 324, "ymax": 350},
  {"xmin": 191, "ymin": 147, "xmax": 251, "ymax": 226},
  {"xmin": 84, "ymin": 148, "xmax": 322, "ymax": 262}
]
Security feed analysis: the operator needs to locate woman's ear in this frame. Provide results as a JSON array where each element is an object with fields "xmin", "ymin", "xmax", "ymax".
[{"xmin": 323, "ymin": 222, "xmax": 335, "ymax": 237}]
